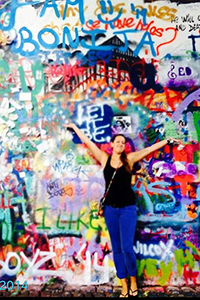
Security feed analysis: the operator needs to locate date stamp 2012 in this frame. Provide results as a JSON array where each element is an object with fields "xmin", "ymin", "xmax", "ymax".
[{"xmin": 0, "ymin": 280, "xmax": 28, "ymax": 290}]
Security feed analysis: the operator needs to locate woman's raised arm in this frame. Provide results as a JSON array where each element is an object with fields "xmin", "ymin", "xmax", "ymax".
[
  {"xmin": 127, "ymin": 137, "xmax": 181, "ymax": 164},
  {"xmin": 65, "ymin": 123, "xmax": 108, "ymax": 167}
]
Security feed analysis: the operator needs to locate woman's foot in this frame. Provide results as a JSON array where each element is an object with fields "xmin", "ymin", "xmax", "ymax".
[
  {"xmin": 119, "ymin": 291, "xmax": 129, "ymax": 297},
  {"xmin": 120, "ymin": 278, "xmax": 129, "ymax": 297},
  {"xmin": 129, "ymin": 288, "xmax": 138, "ymax": 297}
]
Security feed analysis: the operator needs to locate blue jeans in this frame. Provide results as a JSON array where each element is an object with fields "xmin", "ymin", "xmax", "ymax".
[{"xmin": 104, "ymin": 205, "xmax": 137, "ymax": 279}]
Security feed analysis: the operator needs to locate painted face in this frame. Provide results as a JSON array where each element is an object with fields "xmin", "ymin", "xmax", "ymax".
[{"xmin": 111, "ymin": 135, "xmax": 126, "ymax": 153}]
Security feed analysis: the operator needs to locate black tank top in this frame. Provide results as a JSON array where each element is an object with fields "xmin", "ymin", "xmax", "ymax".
[{"xmin": 103, "ymin": 156, "xmax": 136, "ymax": 207}]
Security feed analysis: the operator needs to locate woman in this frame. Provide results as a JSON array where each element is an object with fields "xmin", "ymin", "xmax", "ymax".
[{"xmin": 65, "ymin": 122, "xmax": 179, "ymax": 298}]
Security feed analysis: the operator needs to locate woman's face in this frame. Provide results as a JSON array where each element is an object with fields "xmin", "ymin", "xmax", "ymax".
[{"xmin": 111, "ymin": 135, "xmax": 126, "ymax": 154}]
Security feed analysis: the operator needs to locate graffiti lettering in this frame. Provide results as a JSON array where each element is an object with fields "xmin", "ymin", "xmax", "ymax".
[
  {"xmin": 94, "ymin": 0, "xmax": 126, "ymax": 16},
  {"xmin": 188, "ymin": 34, "xmax": 200, "ymax": 53},
  {"xmin": 0, "ymin": 249, "xmax": 110, "ymax": 284},
  {"xmin": 134, "ymin": 239, "xmax": 174, "ymax": 260},
  {"xmin": 48, "ymin": 186, "xmax": 73, "ymax": 199},
  {"xmin": 167, "ymin": 63, "xmax": 192, "ymax": 80},
  {"xmin": 0, "ymin": 0, "xmax": 38, "ymax": 31},
  {"xmin": 11, "ymin": 25, "xmax": 159, "ymax": 57},
  {"xmin": 35, "ymin": 207, "xmax": 100, "ymax": 232},
  {"xmin": 40, "ymin": 0, "xmax": 85, "ymax": 24},
  {"xmin": 131, "ymin": 4, "xmax": 177, "ymax": 21},
  {"xmin": 133, "ymin": 179, "xmax": 177, "ymax": 214}
]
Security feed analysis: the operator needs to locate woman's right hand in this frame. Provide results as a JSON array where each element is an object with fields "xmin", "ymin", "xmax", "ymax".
[
  {"xmin": 63, "ymin": 122, "xmax": 76, "ymax": 131},
  {"xmin": 63, "ymin": 121, "xmax": 107, "ymax": 166}
]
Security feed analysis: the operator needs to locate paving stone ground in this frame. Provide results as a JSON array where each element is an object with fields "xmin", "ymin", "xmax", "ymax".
[{"xmin": 1, "ymin": 278, "xmax": 200, "ymax": 298}]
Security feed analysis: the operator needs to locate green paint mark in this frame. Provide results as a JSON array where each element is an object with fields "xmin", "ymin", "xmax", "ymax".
[
  {"xmin": 68, "ymin": 213, "xmax": 73, "ymax": 230},
  {"xmin": 18, "ymin": 66, "xmax": 30, "ymax": 92},
  {"xmin": 0, "ymin": 60, "xmax": 11, "ymax": 94},
  {"xmin": 0, "ymin": 220, "xmax": 9, "ymax": 243},
  {"xmin": 175, "ymin": 249, "xmax": 183, "ymax": 276},
  {"xmin": 31, "ymin": 94, "xmax": 39, "ymax": 121},
  {"xmin": 32, "ymin": 61, "xmax": 45, "ymax": 95},
  {"xmin": 145, "ymin": 258, "xmax": 158, "ymax": 276},
  {"xmin": 56, "ymin": 214, "xmax": 65, "ymax": 229},
  {"xmin": 137, "ymin": 259, "xmax": 146, "ymax": 277},
  {"xmin": 36, "ymin": 207, "xmax": 51, "ymax": 230},
  {"xmin": 159, "ymin": 260, "xmax": 173, "ymax": 286},
  {"xmin": 19, "ymin": 61, "xmax": 45, "ymax": 121},
  {"xmin": 89, "ymin": 210, "xmax": 99, "ymax": 230},
  {"xmin": 77, "ymin": 211, "xmax": 89, "ymax": 230},
  {"xmin": 193, "ymin": 112, "xmax": 200, "ymax": 143},
  {"xmin": 11, "ymin": 222, "xmax": 27, "ymax": 248},
  {"xmin": 185, "ymin": 240, "xmax": 200, "ymax": 256},
  {"xmin": 185, "ymin": 249, "xmax": 195, "ymax": 268},
  {"xmin": 193, "ymin": 150, "xmax": 200, "ymax": 165},
  {"xmin": 175, "ymin": 248, "xmax": 195, "ymax": 276}
]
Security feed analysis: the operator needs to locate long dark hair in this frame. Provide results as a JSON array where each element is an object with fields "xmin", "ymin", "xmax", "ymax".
[{"xmin": 111, "ymin": 134, "xmax": 132, "ymax": 174}]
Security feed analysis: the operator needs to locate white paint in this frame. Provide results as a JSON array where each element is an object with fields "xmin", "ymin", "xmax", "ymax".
[
  {"xmin": 9, "ymin": 98, "xmax": 23, "ymax": 110},
  {"xmin": 19, "ymin": 172, "xmax": 26, "ymax": 178},
  {"xmin": 19, "ymin": 92, "xmax": 31, "ymax": 101},
  {"xmin": 0, "ymin": 249, "xmax": 111, "ymax": 285},
  {"xmin": 37, "ymin": 141, "xmax": 49, "ymax": 153},
  {"xmin": 134, "ymin": 239, "xmax": 174, "ymax": 260}
]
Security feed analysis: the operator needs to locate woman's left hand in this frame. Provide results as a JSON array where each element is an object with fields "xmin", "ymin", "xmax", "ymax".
[{"xmin": 166, "ymin": 137, "xmax": 182, "ymax": 145}]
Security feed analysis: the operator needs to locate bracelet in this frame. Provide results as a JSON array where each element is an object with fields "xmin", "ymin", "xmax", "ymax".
[{"xmin": 167, "ymin": 138, "xmax": 174, "ymax": 145}]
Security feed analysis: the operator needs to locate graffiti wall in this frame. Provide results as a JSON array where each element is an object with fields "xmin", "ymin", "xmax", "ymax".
[{"xmin": 0, "ymin": 0, "xmax": 199, "ymax": 288}]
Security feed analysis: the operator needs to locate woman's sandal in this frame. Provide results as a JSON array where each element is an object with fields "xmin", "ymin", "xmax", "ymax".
[
  {"xmin": 119, "ymin": 292, "xmax": 129, "ymax": 298},
  {"xmin": 129, "ymin": 288, "xmax": 138, "ymax": 298}
]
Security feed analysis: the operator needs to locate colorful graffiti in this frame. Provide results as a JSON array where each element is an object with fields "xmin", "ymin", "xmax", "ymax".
[{"xmin": 0, "ymin": 0, "xmax": 199, "ymax": 289}]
